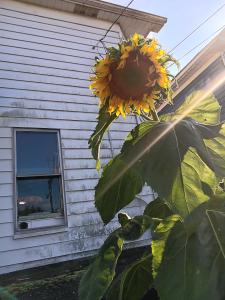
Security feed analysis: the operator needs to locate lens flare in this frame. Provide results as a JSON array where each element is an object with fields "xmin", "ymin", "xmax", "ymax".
[{"xmin": 97, "ymin": 69, "xmax": 225, "ymax": 199}]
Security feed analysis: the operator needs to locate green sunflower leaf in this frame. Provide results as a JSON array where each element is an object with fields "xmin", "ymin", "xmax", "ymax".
[
  {"xmin": 79, "ymin": 214, "xmax": 153, "ymax": 300},
  {"xmin": 95, "ymin": 121, "xmax": 156, "ymax": 224},
  {"xmin": 204, "ymin": 123, "xmax": 225, "ymax": 177},
  {"xmin": 106, "ymin": 254, "xmax": 153, "ymax": 300},
  {"xmin": 161, "ymin": 91, "xmax": 221, "ymax": 125},
  {"xmin": 95, "ymin": 156, "xmax": 144, "ymax": 224},
  {"xmin": 78, "ymin": 231, "xmax": 124, "ymax": 300},
  {"xmin": 95, "ymin": 116, "xmax": 222, "ymax": 223},
  {"xmin": 144, "ymin": 198, "xmax": 173, "ymax": 229},
  {"xmin": 152, "ymin": 198, "xmax": 225, "ymax": 300},
  {"xmin": 122, "ymin": 118, "xmax": 220, "ymax": 218},
  {"xmin": 88, "ymin": 103, "xmax": 117, "ymax": 170}
]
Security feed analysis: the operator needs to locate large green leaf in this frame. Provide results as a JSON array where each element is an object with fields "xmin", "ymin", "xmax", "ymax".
[
  {"xmin": 152, "ymin": 198, "xmax": 225, "ymax": 300},
  {"xmin": 96, "ymin": 118, "xmax": 222, "ymax": 223},
  {"xmin": 88, "ymin": 103, "xmax": 117, "ymax": 170},
  {"xmin": 123, "ymin": 118, "xmax": 220, "ymax": 195},
  {"xmin": 79, "ymin": 231, "xmax": 124, "ymax": 300},
  {"xmin": 144, "ymin": 198, "xmax": 173, "ymax": 230},
  {"xmin": 126, "ymin": 119, "xmax": 220, "ymax": 218},
  {"xmin": 119, "ymin": 215, "xmax": 152, "ymax": 241},
  {"xmin": 151, "ymin": 214, "xmax": 181, "ymax": 277},
  {"xmin": 106, "ymin": 254, "xmax": 153, "ymax": 300},
  {"xmin": 161, "ymin": 91, "xmax": 221, "ymax": 125},
  {"xmin": 95, "ymin": 157, "xmax": 144, "ymax": 224},
  {"xmin": 204, "ymin": 124, "xmax": 225, "ymax": 177},
  {"xmin": 121, "ymin": 120, "xmax": 157, "ymax": 152},
  {"xmin": 166, "ymin": 148, "xmax": 218, "ymax": 218},
  {"xmin": 144, "ymin": 198, "xmax": 173, "ymax": 219},
  {"xmin": 95, "ymin": 121, "xmax": 156, "ymax": 224},
  {"xmin": 79, "ymin": 214, "xmax": 152, "ymax": 300}
]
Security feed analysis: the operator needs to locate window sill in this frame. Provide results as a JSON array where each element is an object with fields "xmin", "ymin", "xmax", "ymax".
[{"xmin": 14, "ymin": 226, "xmax": 68, "ymax": 239}]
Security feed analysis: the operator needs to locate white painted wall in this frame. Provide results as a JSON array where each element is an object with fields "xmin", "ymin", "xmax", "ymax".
[{"xmin": 0, "ymin": 0, "xmax": 154, "ymax": 274}]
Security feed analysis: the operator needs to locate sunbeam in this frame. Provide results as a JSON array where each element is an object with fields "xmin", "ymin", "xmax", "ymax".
[{"xmin": 97, "ymin": 68, "xmax": 225, "ymax": 200}]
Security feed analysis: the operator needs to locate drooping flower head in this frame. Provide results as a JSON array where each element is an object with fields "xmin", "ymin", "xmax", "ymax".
[{"xmin": 90, "ymin": 33, "xmax": 176, "ymax": 118}]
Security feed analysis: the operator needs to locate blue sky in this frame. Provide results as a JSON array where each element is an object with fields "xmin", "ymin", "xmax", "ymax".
[{"xmin": 106, "ymin": 0, "xmax": 225, "ymax": 73}]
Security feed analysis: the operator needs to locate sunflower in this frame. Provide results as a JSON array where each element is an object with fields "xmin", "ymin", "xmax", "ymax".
[{"xmin": 90, "ymin": 33, "xmax": 175, "ymax": 118}]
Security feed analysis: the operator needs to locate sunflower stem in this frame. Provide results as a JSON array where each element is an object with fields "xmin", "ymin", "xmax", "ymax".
[
  {"xmin": 140, "ymin": 113, "xmax": 152, "ymax": 121},
  {"xmin": 150, "ymin": 108, "xmax": 160, "ymax": 121}
]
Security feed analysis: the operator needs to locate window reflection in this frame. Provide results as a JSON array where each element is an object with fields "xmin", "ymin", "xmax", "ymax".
[
  {"xmin": 17, "ymin": 177, "xmax": 62, "ymax": 219},
  {"xmin": 16, "ymin": 131, "xmax": 60, "ymax": 176}
]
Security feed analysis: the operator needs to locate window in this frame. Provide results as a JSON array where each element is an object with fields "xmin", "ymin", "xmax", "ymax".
[{"xmin": 15, "ymin": 130, "xmax": 65, "ymax": 231}]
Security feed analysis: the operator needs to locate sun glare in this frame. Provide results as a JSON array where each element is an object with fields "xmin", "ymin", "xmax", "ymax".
[{"xmin": 98, "ymin": 68, "xmax": 225, "ymax": 199}]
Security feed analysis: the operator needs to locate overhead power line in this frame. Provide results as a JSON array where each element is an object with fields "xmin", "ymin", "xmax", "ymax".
[
  {"xmin": 178, "ymin": 24, "xmax": 225, "ymax": 61},
  {"xmin": 168, "ymin": 24, "xmax": 225, "ymax": 69},
  {"xmin": 93, "ymin": 0, "xmax": 136, "ymax": 50},
  {"xmin": 169, "ymin": 2, "xmax": 225, "ymax": 54}
]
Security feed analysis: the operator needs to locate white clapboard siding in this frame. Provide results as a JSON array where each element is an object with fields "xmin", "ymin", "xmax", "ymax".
[
  {"xmin": 0, "ymin": 36, "xmax": 104, "ymax": 59},
  {"xmin": 0, "ymin": 23, "xmax": 118, "ymax": 47},
  {"xmin": 0, "ymin": 234, "xmax": 120, "ymax": 268},
  {"xmin": 0, "ymin": 117, "xmax": 135, "ymax": 131},
  {"xmin": 0, "ymin": 69, "xmax": 90, "ymax": 88},
  {"xmin": 0, "ymin": 98, "xmax": 99, "ymax": 113},
  {"xmin": 0, "ymin": 137, "xmax": 12, "ymax": 149},
  {"xmin": 0, "ymin": 172, "xmax": 12, "ymax": 184},
  {"xmin": 67, "ymin": 206, "xmax": 145, "ymax": 228},
  {"xmin": 0, "ymin": 222, "xmax": 119, "ymax": 253},
  {"xmin": 0, "ymin": 222, "xmax": 14, "ymax": 238},
  {"xmin": 0, "ymin": 6, "xmax": 119, "ymax": 37},
  {"xmin": 0, "ymin": 196, "xmax": 14, "ymax": 210},
  {"xmin": 65, "ymin": 179, "xmax": 98, "ymax": 193},
  {"xmin": 63, "ymin": 158, "xmax": 109, "ymax": 170},
  {"xmin": 0, "ymin": 15, "xmax": 119, "ymax": 42},
  {"xmin": 61, "ymin": 129, "xmax": 128, "ymax": 140},
  {"xmin": 68, "ymin": 199, "xmax": 146, "ymax": 215},
  {"xmin": 0, "ymin": 227, "xmax": 151, "ymax": 269},
  {"xmin": 0, "ymin": 0, "xmax": 153, "ymax": 274},
  {"xmin": 65, "ymin": 188, "xmax": 149, "ymax": 205},
  {"xmin": 0, "ymin": 89, "xmax": 97, "ymax": 104},
  {"xmin": 0, "ymin": 53, "xmax": 92, "ymax": 74},
  {"xmin": 0, "ymin": 61, "xmax": 91, "ymax": 81},
  {"xmin": 0, "ymin": 183, "xmax": 13, "ymax": 197},
  {"xmin": 62, "ymin": 149, "xmax": 112, "ymax": 160},
  {"xmin": 0, "ymin": 160, "xmax": 12, "ymax": 172},
  {"xmin": 0, "ymin": 45, "xmax": 95, "ymax": 67},
  {"xmin": 0, "ymin": 18, "xmax": 118, "ymax": 43},
  {"xmin": 0, "ymin": 29, "xmax": 114, "ymax": 53},
  {"xmin": 0, "ymin": 236, "xmax": 151, "ymax": 274},
  {"xmin": 0, "ymin": 127, "xmax": 12, "ymax": 137},
  {"xmin": 0, "ymin": 209, "xmax": 13, "ymax": 224}
]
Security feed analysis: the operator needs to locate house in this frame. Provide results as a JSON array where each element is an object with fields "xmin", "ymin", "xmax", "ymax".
[
  {"xmin": 0, "ymin": 0, "xmax": 166, "ymax": 275},
  {"xmin": 159, "ymin": 28, "xmax": 225, "ymax": 119}
]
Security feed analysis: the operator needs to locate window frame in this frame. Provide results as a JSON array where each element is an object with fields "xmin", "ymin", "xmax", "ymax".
[{"xmin": 13, "ymin": 128, "xmax": 67, "ymax": 233}]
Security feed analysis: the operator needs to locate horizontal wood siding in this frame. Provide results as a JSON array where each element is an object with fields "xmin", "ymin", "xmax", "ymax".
[{"xmin": 0, "ymin": 0, "xmax": 153, "ymax": 274}]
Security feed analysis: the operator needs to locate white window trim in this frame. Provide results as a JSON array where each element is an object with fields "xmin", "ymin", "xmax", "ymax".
[{"xmin": 13, "ymin": 128, "xmax": 67, "ymax": 235}]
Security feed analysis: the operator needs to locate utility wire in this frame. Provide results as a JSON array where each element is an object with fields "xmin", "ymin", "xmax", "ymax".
[
  {"xmin": 168, "ymin": 24, "xmax": 225, "ymax": 69},
  {"xmin": 93, "ymin": 0, "xmax": 136, "ymax": 50},
  {"xmin": 169, "ymin": 3, "xmax": 225, "ymax": 54},
  {"xmin": 178, "ymin": 24, "xmax": 225, "ymax": 61}
]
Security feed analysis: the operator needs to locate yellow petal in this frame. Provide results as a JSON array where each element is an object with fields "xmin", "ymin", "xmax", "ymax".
[{"xmin": 132, "ymin": 33, "xmax": 140, "ymax": 46}]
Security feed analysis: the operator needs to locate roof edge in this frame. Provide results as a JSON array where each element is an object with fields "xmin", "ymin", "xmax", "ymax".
[
  {"xmin": 15, "ymin": 0, "xmax": 167, "ymax": 37},
  {"xmin": 173, "ymin": 28, "xmax": 225, "ymax": 94}
]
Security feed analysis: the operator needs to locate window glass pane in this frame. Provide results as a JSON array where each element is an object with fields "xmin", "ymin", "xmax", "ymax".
[
  {"xmin": 16, "ymin": 131, "xmax": 60, "ymax": 176},
  {"xmin": 17, "ymin": 177, "xmax": 62, "ymax": 220}
]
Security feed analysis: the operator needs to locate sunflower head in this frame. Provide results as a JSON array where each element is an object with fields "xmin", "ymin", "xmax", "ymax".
[{"xmin": 90, "ymin": 33, "xmax": 177, "ymax": 118}]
